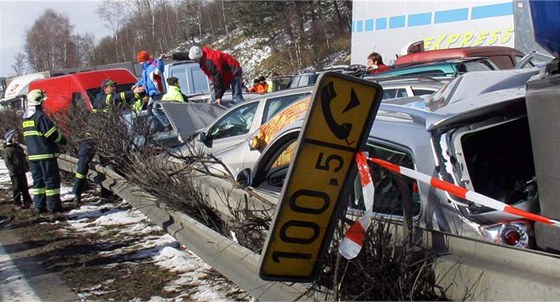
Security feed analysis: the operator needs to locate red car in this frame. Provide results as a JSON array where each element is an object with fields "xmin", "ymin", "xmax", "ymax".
[
  {"xmin": 28, "ymin": 68, "xmax": 137, "ymax": 115},
  {"xmin": 395, "ymin": 46, "xmax": 524, "ymax": 69}
]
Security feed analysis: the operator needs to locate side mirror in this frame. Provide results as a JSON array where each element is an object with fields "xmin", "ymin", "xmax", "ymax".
[
  {"xmin": 266, "ymin": 166, "xmax": 288, "ymax": 187},
  {"xmin": 199, "ymin": 131, "xmax": 208, "ymax": 143}
]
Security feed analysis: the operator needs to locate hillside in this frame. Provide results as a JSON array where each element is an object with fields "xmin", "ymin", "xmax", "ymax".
[
  {"xmin": 172, "ymin": 31, "xmax": 351, "ymax": 82},
  {"xmin": 19, "ymin": 1, "xmax": 353, "ymax": 82}
]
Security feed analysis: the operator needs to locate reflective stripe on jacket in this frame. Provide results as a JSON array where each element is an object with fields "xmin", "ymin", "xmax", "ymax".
[
  {"xmin": 22, "ymin": 109, "xmax": 66, "ymax": 161},
  {"xmin": 92, "ymin": 91, "xmax": 136, "ymax": 111}
]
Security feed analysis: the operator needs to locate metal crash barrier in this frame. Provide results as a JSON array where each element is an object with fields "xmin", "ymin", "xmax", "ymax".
[
  {"xmin": 55, "ymin": 153, "xmax": 317, "ymax": 301},
  {"xmin": 2, "ymin": 141, "xmax": 560, "ymax": 300}
]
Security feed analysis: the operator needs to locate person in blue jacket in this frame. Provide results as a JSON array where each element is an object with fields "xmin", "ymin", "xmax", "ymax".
[
  {"xmin": 134, "ymin": 50, "xmax": 165, "ymax": 99},
  {"xmin": 22, "ymin": 89, "xmax": 67, "ymax": 213},
  {"xmin": 133, "ymin": 50, "xmax": 167, "ymax": 131}
]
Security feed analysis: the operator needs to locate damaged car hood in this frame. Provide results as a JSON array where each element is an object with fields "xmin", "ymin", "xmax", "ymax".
[{"xmin": 160, "ymin": 102, "xmax": 226, "ymax": 143}]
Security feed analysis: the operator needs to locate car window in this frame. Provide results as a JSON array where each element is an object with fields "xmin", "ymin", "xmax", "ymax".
[
  {"xmin": 255, "ymin": 135, "xmax": 421, "ymax": 217},
  {"xmin": 302, "ymin": 74, "xmax": 317, "ymax": 86},
  {"xmin": 287, "ymin": 76, "xmax": 300, "ymax": 89},
  {"xmin": 209, "ymin": 102, "xmax": 259, "ymax": 140},
  {"xmin": 396, "ymin": 69, "xmax": 448, "ymax": 77},
  {"xmin": 462, "ymin": 60, "xmax": 495, "ymax": 72},
  {"xmin": 396, "ymin": 88, "xmax": 409, "ymax": 98},
  {"xmin": 383, "ymin": 89, "xmax": 397, "ymax": 99},
  {"xmin": 255, "ymin": 136, "xmax": 298, "ymax": 190},
  {"xmin": 261, "ymin": 93, "xmax": 311, "ymax": 124},
  {"xmin": 349, "ymin": 143, "xmax": 421, "ymax": 217},
  {"xmin": 168, "ymin": 63, "xmax": 210, "ymax": 95},
  {"xmin": 411, "ymin": 88, "xmax": 437, "ymax": 96},
  {"xmin": 487, "ymin": 55, "xmax": 515, "ymax": 69}
]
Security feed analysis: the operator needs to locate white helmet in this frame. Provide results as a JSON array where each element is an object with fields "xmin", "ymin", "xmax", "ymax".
[
  {"xmin": 189, "ymin": 46, "xmax": 203, "ymax": 60},
  {"xmin": 27, "ymin": 89, "xmax": 47, "ymax": 106}
]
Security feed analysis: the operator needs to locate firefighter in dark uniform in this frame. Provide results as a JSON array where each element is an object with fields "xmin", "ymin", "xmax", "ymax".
[
  {"xmin": 22, "ymin": 89, "xmax": 67, "ymax": 213},
  {"xmin": 92, "ymin": 79, "xmax": 138, "ymax": 111},
  {"xmin": 71, "ymin": 80, "xmax": 141, "ymax": 203},
  {"xmin": 71, "ymin": 135, "xmax": 97, "ymax": 204}
]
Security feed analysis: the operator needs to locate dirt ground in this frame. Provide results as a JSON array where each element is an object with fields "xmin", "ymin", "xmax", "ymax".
[{"xmin": 0, "ymin": 183, "xmax": 246, "ymax": 301}]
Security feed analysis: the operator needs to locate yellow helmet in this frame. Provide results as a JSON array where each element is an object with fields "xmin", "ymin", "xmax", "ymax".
[{"xmin": 27, "ymin": 89, "xmax": 47, "ymax": 106}]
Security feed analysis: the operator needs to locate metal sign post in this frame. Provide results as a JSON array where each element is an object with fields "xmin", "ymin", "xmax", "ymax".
[{"xmin": 259, "ymin": 72, "xmax": 383, "ymax": 282}]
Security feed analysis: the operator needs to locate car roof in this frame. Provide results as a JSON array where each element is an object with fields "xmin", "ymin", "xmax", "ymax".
[
  {"xmin": 395, "ymin": 46, "xmax": 523, "ymax": 66},
  {"xmin": 365, "ymin": 58, "xmax": 494, "ymax": 79},
  {"xmin": 260, "ymin": 103, "xmax": 431, "ymax": 160},
  {"xmin": 207, "ymin": 85, "xmax": 314, "ymax": 123},
  {"xmin": 370, "ymin": 76, "xmax": 449, "ymax": 90},
  {"xmin": 421, "ymin": 68, "xmax": 539, "ymax": 112}
]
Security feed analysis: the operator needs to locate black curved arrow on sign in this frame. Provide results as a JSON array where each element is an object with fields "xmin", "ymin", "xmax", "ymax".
[{"xmin": 320, "ymin": 81, "xmax": 360, "ymax": 145}]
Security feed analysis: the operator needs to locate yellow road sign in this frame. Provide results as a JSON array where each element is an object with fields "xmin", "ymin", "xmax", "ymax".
[{"xmin": 260, "ymin": 72, "xmax": 383, "ymax": 281}]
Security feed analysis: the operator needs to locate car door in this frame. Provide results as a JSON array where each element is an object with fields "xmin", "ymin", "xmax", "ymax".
[{"xmin": 201, "ymin": 100, "xmax": 262, "ymax": 155}]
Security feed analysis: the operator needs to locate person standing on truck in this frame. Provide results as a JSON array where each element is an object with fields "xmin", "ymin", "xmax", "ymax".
[
  {"xmin": 366, "ymin": 52, "xmax": 390, "ymax": 74},
  {"xmin": 3, "ymin": 129, "xmax": 32, "ymax": 209},
  {"xmin": 163, "ymin": 46, "xmax": 245, "ymax": 108},
  {"xmin": 22, "ymin": 89, "xmax": 67, "ymax": 213}
]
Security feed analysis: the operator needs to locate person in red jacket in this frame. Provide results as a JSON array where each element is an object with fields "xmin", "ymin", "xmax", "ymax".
[
  {"xmin": 164, "ymin": 46, "xmax": 245, "ymax": 107},
  {"xmin": 366, "ymin": 52, "xmax": 390, "ymax": 74}
]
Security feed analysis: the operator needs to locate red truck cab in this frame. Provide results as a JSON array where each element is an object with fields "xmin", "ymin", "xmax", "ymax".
[
  {"xmin": 395, "ymin": 46, "xmax": 525, "ymax": 69},
  {"xmin": 28, "ymin": 68, "xmax": 137, "ymax": 115}
]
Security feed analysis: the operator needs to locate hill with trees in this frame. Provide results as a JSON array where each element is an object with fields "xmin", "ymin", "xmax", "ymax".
[{"xmin": 15, "ymin": 0, "xmax": 352, "ymax": 80}]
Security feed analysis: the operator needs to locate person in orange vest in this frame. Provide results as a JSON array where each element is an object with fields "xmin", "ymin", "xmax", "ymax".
[{"xmin": 249, "ymin": 76, "xmax": 268, "ymax": 94}]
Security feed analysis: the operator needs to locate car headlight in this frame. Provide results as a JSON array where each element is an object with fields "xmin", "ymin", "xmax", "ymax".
[{"xmin": 479, "ymin": 220, "xmax": 533, "ymax": 248}]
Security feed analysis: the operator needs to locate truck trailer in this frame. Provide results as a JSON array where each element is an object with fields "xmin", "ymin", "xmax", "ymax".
[{"xmin": 351, "ymin": 0, "xmax": 543, "ymax": 65}]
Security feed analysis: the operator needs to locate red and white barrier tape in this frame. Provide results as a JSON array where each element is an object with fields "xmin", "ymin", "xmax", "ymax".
[
  {"xmin": 369, "ymin": 157, "xmax": 560, "ymax": 228},
  {"xmin": 340, "ymin": 152, "xmax": 560, "ymax": 260},
  {"xmin": 339, "ymin": 152, "xmax": 374, "ymax": 259}
]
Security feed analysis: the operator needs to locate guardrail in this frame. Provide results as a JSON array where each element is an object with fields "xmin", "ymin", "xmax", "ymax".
[
  {"xmin": 58, "ymin": 154, "xmax": 560, "ymax": 301},
  {"xmin": 55, "ymin": 154, "xmax": 316, "ymax": 301},
  {"xmin": 3, "ymin": 141, "xmax": 560, "ymax": 300}
]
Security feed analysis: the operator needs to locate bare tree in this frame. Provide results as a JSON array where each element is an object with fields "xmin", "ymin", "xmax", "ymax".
[
  {"xmin": 74, "ymin": 33, "xmax": 96, "ymax": 68},
  {"xmin": 96, "ymin": 0, "xmax": 130, "ymax": 61},
  {"xmin": 11, "ymin": 51, "xmax": 27, "ymax": 76},
  {"xmin": 24, "ymin": 9, "xmax": 78, "ymax": 71}
]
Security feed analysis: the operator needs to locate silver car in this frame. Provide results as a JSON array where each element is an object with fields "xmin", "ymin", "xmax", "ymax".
[
  {"xmin": 247, "ymin": 68, "xmax": 542, "ymax": 249},
  {"xmin": 249, "ymin": 85, "xmax": 538, "ymax": 247},
  {"xmin": 212, "ymin": 76, "xmax": 447, "ymax": 183},
  {"xmin": 168, "ymin": 86, "xmax": 314, "ymax": 158}
]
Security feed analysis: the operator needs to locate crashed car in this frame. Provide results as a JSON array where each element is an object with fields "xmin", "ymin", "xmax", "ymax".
[
  {"xmin": 166, "ymin": 86, "xmax": 314, "ymax": 159},
  {"xmin": 365, "ymin": 57, "xmax": 498, "ymax": 79},
  {"xmin": 247, "ymin": 68, "xmax": 542, "ymax": 249},
  {"xmin": 212, "ymin": 76, "xmax": 448, "ymax": 183}
]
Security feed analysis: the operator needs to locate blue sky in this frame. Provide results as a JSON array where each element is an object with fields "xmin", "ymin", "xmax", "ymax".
[{"xmin": 0, "ymin": 0, "xmax": 112, "ymax": 77}]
